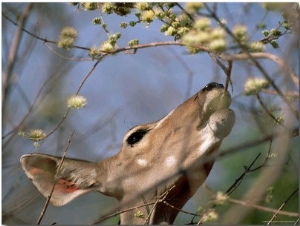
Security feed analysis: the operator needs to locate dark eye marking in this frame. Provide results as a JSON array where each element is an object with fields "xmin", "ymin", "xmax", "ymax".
[
  {"xmin": 203, "ymin": 82, "xmax": 224, "ymax": 91},
  {"xmin": 127, "ymin": 129, "xmax": 149, "ymax": 147}
]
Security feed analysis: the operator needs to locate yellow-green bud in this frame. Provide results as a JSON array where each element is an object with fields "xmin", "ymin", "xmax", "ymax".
[
  {"xmin": 182, "ymin": 30, "xmax": 209, "ymax": 46},
  {"xmin": 202, "ymin": 209, "xmax": 219, "ymax": 223},
  {"xmin": 93, "ymin": 17, "xmax": 101, "ymax": 25},
  {"xmin": 18, "ymin": 126, "xmax": 27, "ymax": 138},
  {"xmin": 233, "ymin": 25, "xmax": 248, "ymax": 42},
  {"xmin": 211, "ymin": 28, "xmax": 226, "ymax": 40},
  {"xmin": 29, "ymin": 129, "xmax": 46, "ymax": 142},
  {"xmin": 209, "ymin": 39, "xmax": 227, "ymax": 52},
  {"xmin": 185, "ymin": 2, "xmax": 204, "ymax": 13},
  {"xmin": 197, "ymin": 32, "xmax": 210, "ymax": 44},
  {"xmin": 67, "ymin": 95, "xmax": 87, "ymax": 109},
  {"xmin": 155, "ymin": 9, "xmax": 165, "ymax": 20},
  {"xmin": 244, "ymin": 78, "xmax": 269, "ymax": 95},
  {"xmin": 262, "ymin": 30, "xmax": 269, "ymax": 37},
  {"xmin": 135, "ymin": 2, "xmax": 150, "ymax": 11},
  {"xmin": 58, "ymin": 27, "xmax": 78, "ymax": 49},
  {"xmin": 101, "ymin": 41, "xmax": 114, "ymax": 52},
  {"xmin": 194, "ymin": 17, "xmax": 211, "ymax": 31},
  {"xmin": 177, "ymin": 27, "xmax": 190, "ymax": 37},
  {"xmin": 102, "ymin": 3, "xmax": 114, "ymax": 14},
  {"xmin": 141, "ymin": 10, "xmax": 155, "ymax": 23},
  {"xmin": 59, "ymin": 26, "xmax": 77, "ymax": 39},
  {"xmin": 81, "ymin": 2, "xmax": 98, "ymax": 10},
  {"xmin": 128, "ymin": 39, "xmax": 139, "ymax": 47},
  {"xmin": 89, "ymin": 47, "xmax": 102, "ymax": 59},
  {"xmin": 165, "ymin": 26, "xmax": 177, "ymax": 36},
  {"xmin": 249, "ymin": 41, "xmax": 265, "ymax": 52},
  {"xmin": 270, "ymin": 40, "xmax": 279, "ymax": 48},
  {"xmin": 270, "ymin": 28, "xmax": 281, "ymax": 36},
  {"xmin": 215, "ymin": 191, "xmax": 228, "ymax": 205},
  {"xmin": 120, "ymin": 22, "xmax": 127, "ymax": 28},
  {"xmin": 178, "ymin": 14, "xmax": 193, "ymax": 27},
  {"xmin": 134, "ymin": 210, "xmax": 144, "ymax": 218}
]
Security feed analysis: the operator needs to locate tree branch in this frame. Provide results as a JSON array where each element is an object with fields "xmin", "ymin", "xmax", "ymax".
[
  {"xmin": 267, "ymin": 188, "xmax": 299, "ymax": 224},
  {"xmin": 220, "ymin": 52, "xmax": 299, "ymax": 87},
  {"xmin": 227, "ymin": 198, "xmax": 299, "ymax": 218},
  {"xmin": 37, "ymin": 130, "xmax": 75, "ymax": 224},
  {"xmin": 2, "ymin": 4, "xmax": 33, "ymax": 113}
]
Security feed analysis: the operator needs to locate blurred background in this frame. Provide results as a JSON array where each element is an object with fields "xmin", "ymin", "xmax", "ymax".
[{"xmin": 2, "ymin": 3, "xmax": 298, "ymax": 224}]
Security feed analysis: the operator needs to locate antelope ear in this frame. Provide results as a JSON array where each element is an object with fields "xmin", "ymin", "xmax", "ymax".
[{"xmin": 20, "ymin": 154, "xmax": 98, "ymax": 206}]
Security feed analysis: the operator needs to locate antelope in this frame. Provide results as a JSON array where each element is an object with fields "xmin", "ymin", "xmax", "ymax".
[{"xmin": 20, "ymin": 82, "xmax": 235, "ymax": 224}]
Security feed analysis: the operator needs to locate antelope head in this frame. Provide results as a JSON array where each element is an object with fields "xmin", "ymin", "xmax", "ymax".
[{"xmin": 20, "ymin": 82, "xmax": 235, "ymax": 224}]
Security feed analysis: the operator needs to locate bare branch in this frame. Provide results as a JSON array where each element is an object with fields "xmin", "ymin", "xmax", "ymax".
[
  {"xmin": 225, "ymin": 153, "xmax": 262, "ymax": 195},
  {"xmin": 256, "ymin": 93, "xmax": 287, "ymax": 129},
  {"xmin": 37, "ymin": 130, "xmax": 75, "ymax": 224},
  {"xmin": 267, "ymin": 188, "xmax": 299, "ymax": 224},
  {"xmin": 220, "ymin": 52, "xmax": 299, "ymax": 87},
  {"xmin": 227, "ymin": 198, "xmax": 299, "ymax": 218},
  {"xmin": 221, "ymin": 129, "xmax": 292, "ymax": 223},
  {"xmin": 2, "ymin": 61, "xmax": 67, "ymax": 146},
  {"xmin": 2, "ymin": 4, "xmax": 33, "ymax": 113},
  {"xmin": 42, "ymin": 60, "xmax": 101, "ymax": 140}
]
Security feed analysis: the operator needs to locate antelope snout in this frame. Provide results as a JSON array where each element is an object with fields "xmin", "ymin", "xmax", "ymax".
[{"xmin": 208, "ymin": 108, "xmax": 235, "ymax": 138}]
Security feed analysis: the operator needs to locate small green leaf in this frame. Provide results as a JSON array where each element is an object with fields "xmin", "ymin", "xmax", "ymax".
[
  {"xmin": 120, "ymin": 22, "xmax": 127, "ymax": 28},
  {"xmin": 93, "ymin": 17, "xmax": 101, "ymax": 25},
  {"xmin": 128, "ymin": 39, "xmax": 139, "ymax": 47},
  {"xmin": 270, "ymin": 40, "xmax": 279, "ymax": 48}
]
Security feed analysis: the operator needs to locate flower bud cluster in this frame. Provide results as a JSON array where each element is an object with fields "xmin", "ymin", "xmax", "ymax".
[
  {"xmin": 182, "ymin": 17, "xmax": 227, "ymax": 53},
  {"xmin": 67, "ymin": 95, "xmax": 87, "ymax": 109},
  {"xmin": 244, "ymin": 78, "xmax": 270, "ymax": 95},
  {"xmin": 58, "ymin": 27, "xmax": 78, "ymax": 50}
]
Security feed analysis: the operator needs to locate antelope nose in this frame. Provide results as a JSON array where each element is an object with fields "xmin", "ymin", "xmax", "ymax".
[
  {"xmin": 203, "ymin": 82, "xmax": 224, "ymax": 91},
  {"xmin": 208, "ymin": 109, "xmax": 235, "ymax": 138}
]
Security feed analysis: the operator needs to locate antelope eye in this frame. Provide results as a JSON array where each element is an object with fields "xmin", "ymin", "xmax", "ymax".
[
  {"xmin": 203, "ymin": 82, "xmax": 224, "ymax": 91},
  {"xmin": 127, "ymin": 129, "xmax": 149, "ymax": 147}
]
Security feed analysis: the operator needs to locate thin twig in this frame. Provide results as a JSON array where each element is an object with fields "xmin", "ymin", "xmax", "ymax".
[
  {"xmin": 2, "ymin": 11, "xmax": 90, "ymax": 51},
  {"xmin": 93, "ymin": 201, "xmax": 155, "ymax": 224},
  {"xmin": 2, "ymin": 4, "xmax": 33, "ymax": 113},
  {"xmin": 44, "ymin": 42, "xmax": 92, "ymax": 62},
  {"xmin": 207, "ymin": 53, "xmax": 232, "ymax": 92},
  {"xmin": 75, "ymin": 60, "xmax": 101, "ymax": 95},
  {"xmin": 224, "ymin": 60, "xmax": 232, "ymax": 92},
  {"xmin": 43, "ymin": 60, "xmax": 100, "ymax": 140},
  {"xmin": 220, "ymin": 52, "xmax": 299, "ymax": 87},
  {"xmin": 256, "ymin": 93, "xmax": 287, "ymax": 129},
  {"xmin": 143, "ymin": 186, "xmax": 174, "ymax": 225},
  {"xmin": 248, "ymin": 139, "xmax": 273, "ymax": 172},
  {"xmin": 4, "ymin": 57, "xmax": 100, "ymax": 142},
  {"xmin": 208, "ymin": 52, "xmax": 229, "ymax": 77},
  {"xmin": 227, "ymin": 198, "xmax": 299, "ymax": 217},
  {"xmin": 36, "ymin": 130, "xmax": 75, "ymax": 224},
  {"xmin": 175, "ymin": 3, "xmax": 194, "ymax": 21},
  {"xmin": 225, "ymin": 153, "xmax": 262, "ymax": 195},
  {"xmin": 2, "ymin": 61, "xmax": 67, "ymax": 145},
  {"xmin": 162, "ymin": 201, "xmax": 200, "ymax": 218},
  {"xmin": 164, "ymin": 47, "xmax": 194, "ymax": 99},
  {"xmin": 267, "ymin": 188, "xmax": 299, "ymax": 224}
]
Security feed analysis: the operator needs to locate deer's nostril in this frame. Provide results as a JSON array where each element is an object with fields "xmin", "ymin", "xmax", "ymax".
[{"xmin": 203, "ymin": 82, "xmax": 224, "ymax": 92}]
